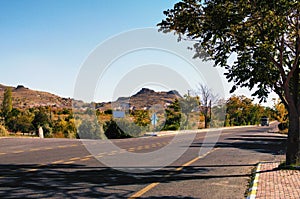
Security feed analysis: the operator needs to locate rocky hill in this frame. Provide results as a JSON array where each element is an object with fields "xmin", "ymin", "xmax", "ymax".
[
  {"xmin": 0, "ymin": 84, "xmax": 72, "ymax": 109},
  {"xmin": 0, "ymin": 84, "xmax": 182, "ymax": 110},
  {"xmin": 98, "ymin": 88, "xmax": 182, "ymax": 111}
]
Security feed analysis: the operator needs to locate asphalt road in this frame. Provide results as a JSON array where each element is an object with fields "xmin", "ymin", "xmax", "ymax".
[{"xmin": 0, "ymin": 124, "xmax": 286, "ymax": 198}]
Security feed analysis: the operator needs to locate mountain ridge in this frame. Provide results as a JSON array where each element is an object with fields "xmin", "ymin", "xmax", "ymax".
[{"xmin": 0, "ymin": 84, "xmax": 182, "ymax": 110}]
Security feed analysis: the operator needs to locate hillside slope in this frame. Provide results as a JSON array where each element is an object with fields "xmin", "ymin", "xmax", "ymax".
[{"xmin": 0, "ymin": 84, "xmax": 72, "ymax": 109}]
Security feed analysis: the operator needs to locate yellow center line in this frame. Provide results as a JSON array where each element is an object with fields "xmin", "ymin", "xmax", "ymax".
[
  {"xmin": 128, "ymin": 148, "xmax": 219, "ymax": 199},
  {"xmin": 80, "ymin": 157, "xmax": 91, "ymax": 161},
  {"xmin": 29, "ymin": 148, "xmax": 40, "ymax": 152},
  {"xmin": 69, "ymin": 157, "xmax": 81, "ymax": 161},
  {"xmin": 63, "ymin": 161, "xmax": 74, "ymax": 164},
  {"xmin": 129, "ymin": 182, "xmax": 160, "ymax": 199},
  {"xmin": 51, "ymin": 160, "xmax": 64, "ymax": 164},
  {"xmin": 13, "ymin": 150, "xmax": 24, "ymax": 154}
]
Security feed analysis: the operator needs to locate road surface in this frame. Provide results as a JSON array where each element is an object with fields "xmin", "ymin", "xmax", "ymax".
[{"xmin": 0, "ymin": 124, "xmax": 286, "ymax": 198}]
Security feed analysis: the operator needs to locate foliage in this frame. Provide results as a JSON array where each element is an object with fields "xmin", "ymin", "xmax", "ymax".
[
  {"xmin": 273, "ymin": 99, "xmax": 289, "ymax": 124},
  {"xmin": 162, "ymin": 99, "xmax": 182, "ymax": 130},
  {"xmin": 103, "ymin": 119, "xmax": 132, "ymax": 139},
  {"xmin": 225, "ymin": 95, "xmax": 265, "ymax": 126},
  {"xmin": 273, "ymin": 99, "xmax": 289, "ymax": 131},
  {"xmin": 77, "ymin": 119, "xmax": 104, "ymax": 139},
  {"xmin": 158, "ymin": 0, "xmax": 300, "ymax": 165},
  {"xmin": 32, "ymin": 107, "xmax": 51, "ymax": 130},
  {"xmin": 1, "ymin": 88, "xmax": 12, "ymax": 121},
  {"xmin": 7, "ymin": 110, "xmax": 34, "ymax": 133},
  {"xmin": 179, "ymin": 95, "xmax": 200, "ymax": 129},
  {"xmin": 195, "ymin": 84, "xmax": 218, "ymax": 128},
  {"xmin": 0, "ymin": 124, "xmax": 9, "ymax": 136},
  {"xmin": 104, "ymin": 109, "xmax": 113, "ymax": 115},
  {"xmin": 132, "ymin": 110, "xmax": 151, "ymax": 127},
  {"xmin": 52, "ymin": 118, "xmax": 77, "ymax": 138}
]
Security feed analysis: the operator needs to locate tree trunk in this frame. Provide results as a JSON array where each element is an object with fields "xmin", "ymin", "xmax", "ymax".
[{"xmin": 286, "ymin": 109, "xmax": 300, "ymax": 165}]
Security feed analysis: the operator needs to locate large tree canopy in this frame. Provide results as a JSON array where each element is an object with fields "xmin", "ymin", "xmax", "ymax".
[{"xmin": 158, "ymin": 0, "xmax": 300, "ymax": 165}]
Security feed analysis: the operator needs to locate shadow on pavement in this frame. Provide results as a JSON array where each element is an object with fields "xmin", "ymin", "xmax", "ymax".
[
  {"xmin": 0, "ymin": 163, "xmax": 253, "ymax": 198},
  {"xmin": 191, "ymin": 132, "xmax": 287, "ymax": 155}
]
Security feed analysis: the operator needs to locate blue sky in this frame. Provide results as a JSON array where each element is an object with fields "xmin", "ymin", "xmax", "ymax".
[
  {"xmin": 0, "ymin": 0, "xmax": 276, "ymax": 106},
  {"xmin": 0, "ymin": 0, "xmax": 178, "ymax": 97}
]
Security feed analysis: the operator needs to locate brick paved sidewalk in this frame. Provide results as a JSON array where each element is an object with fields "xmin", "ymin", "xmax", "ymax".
[{"xmin": 247, "ymin": 162, "xmax": 300, "ymax": 199}]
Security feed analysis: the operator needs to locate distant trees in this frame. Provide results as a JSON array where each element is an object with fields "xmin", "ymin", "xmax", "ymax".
[
  {"xmin": 273, "ymin": 99, "xmax": 289, "ymax": 131},
  {"xmin": 225, "ymin": 95, "xmax": 266, "ymax": 126},
  {"xmin": 0, "ymin": 86, "xmax": 275, "ymax": 139}
]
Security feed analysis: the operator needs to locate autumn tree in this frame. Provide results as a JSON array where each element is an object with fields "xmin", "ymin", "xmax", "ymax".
[
  {"xmin": 273, "ymin": 99, "xmax": 289, "ymax": 124},
  {"xmin": 158, "ymin": 0, "xmax": 300, "ymax": 165}
]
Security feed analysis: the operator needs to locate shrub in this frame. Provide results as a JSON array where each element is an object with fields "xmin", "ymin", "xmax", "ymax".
[
  {"xmin": 278, "ymin": 122, "xmax": 288, "ymax": 131},
  {"xmin": 0, "ymin": 125, "xmax": 9, "ymax": 136},
  {"xmin": 77, "ymin": 119, "xmax": 104, "ymax": 139},
  {"xmin": 104, "ymin": 119, "xmax": 132, "ymax": 139}
]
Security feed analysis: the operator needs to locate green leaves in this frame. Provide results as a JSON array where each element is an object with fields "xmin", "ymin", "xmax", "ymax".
[{"xmin": 158, "ymin": 0, "xmax": 300, "ymax": 106}]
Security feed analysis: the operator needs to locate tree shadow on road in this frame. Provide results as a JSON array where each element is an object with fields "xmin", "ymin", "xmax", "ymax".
[
  {"xmin": 191, "ymin": 133, "xmax": 287, "ymax": 155},
  {"xmin": 0, "ymin": 162, "xmax": 253, "ymax": 198}
]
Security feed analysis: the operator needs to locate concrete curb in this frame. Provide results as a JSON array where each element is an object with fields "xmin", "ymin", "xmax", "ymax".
[{"xmin": 247, "ymin": 163, "xmax": 261, "ymax": 199}]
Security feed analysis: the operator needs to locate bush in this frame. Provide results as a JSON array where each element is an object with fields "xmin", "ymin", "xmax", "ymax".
[
  {"xmin": 77, "ymin": 119, "xmax": 104, "ymax": 139},
  {"xmin": 0, "ymin": 125, "xmax": 9, "ymax": 136},
  {"xmin": 278, "ymin": 122, "xmax": 288, "ymax": 131},
  {"xmin": 162, "ymin": 124, "xmax": 179, "ymax": 131},
  {"xmin": 104, "ymin": 120, "xmax": 132, "ymax": 139}
]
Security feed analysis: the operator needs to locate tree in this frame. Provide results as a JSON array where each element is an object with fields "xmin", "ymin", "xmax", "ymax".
[
  {"xmin": 273, "ymin": 99, "xmax": 289, "ymax": 131},
  {"xmin": 1, "ymin": 88, "xmax": 12, "ymax": 121},
  {"xmin": 158, "ymin": 0, "xmax": 300, "ymax": 165},
  {"xmin": 196, "ymin": 84, "xmax": 218, "ymax": 128},
  {"xmin": 226, "ymin": 95, "xmax": 265, "ymax": 126},
  {"xmin": 179, "ymin": 94, "xmax": 200, "ymax": 129},
  {"xmin": 9, "ymin": 110, "xmax": 34, "ymax": 134},
  {"xmin": 132, "ymin": 110, "xmax": 151, "ymax": 127},
  {"xmin": 163, "ymin": 99, "xmax": 182, "ymax": 130},
  {"xmin": 32, "ymin": 108, "xmax": 51, "ymax": 130},
  {"xmin": 78, "ymin": 119, "xmax": 103, "ymax": 139}
]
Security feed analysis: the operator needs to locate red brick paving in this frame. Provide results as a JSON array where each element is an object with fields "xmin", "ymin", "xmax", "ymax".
[{"xmin": 255, "ymin": 162, "xmax": 300, "ymax": 199}]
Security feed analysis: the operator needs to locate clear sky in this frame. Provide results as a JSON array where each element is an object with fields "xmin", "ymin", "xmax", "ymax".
[{"xmin": 0, "ymin": 0, "xmax": 276, "ymax": 106}]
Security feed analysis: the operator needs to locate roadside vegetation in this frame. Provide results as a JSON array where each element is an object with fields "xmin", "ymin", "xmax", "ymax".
[{"xmin": 0, "ymin": 87, "xmax": 285, "ymax": 139}]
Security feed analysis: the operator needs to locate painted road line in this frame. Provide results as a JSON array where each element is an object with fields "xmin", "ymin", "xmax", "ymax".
[
  {"xmin": 247, "ymin": 163, "xmax": 261, "ymax": 199},
  {"xmin": 70, "ymin": 157, "xmax": 81, "ymax": 161},
  {"xmin": 129, "ymin": 182, "xmax": 160, "ymax": 199},
  {"xmin": 128, "ymin": 148, "xmax": 219, "ymax": 199},
  {"xmin": 175, "ymin": 149, "xmax": 218, "ymax": 171},
  {"xmin": 63, "ymin": 161, "xmax": 75, "ymax": 164},
  {"xmin": 29, "ymin": 148, "xmax": 41, "ymax": 152},
  {"xmin": 51, "ymin": 160, "xmax": 65, "ymax": 164},
  {"xmin": 80, "ymin": 157, "xmax": 91, "ymax": 161},
  {"xmin": 12, "ymin": 150, "xmax": 24, "ymax": 154}
]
